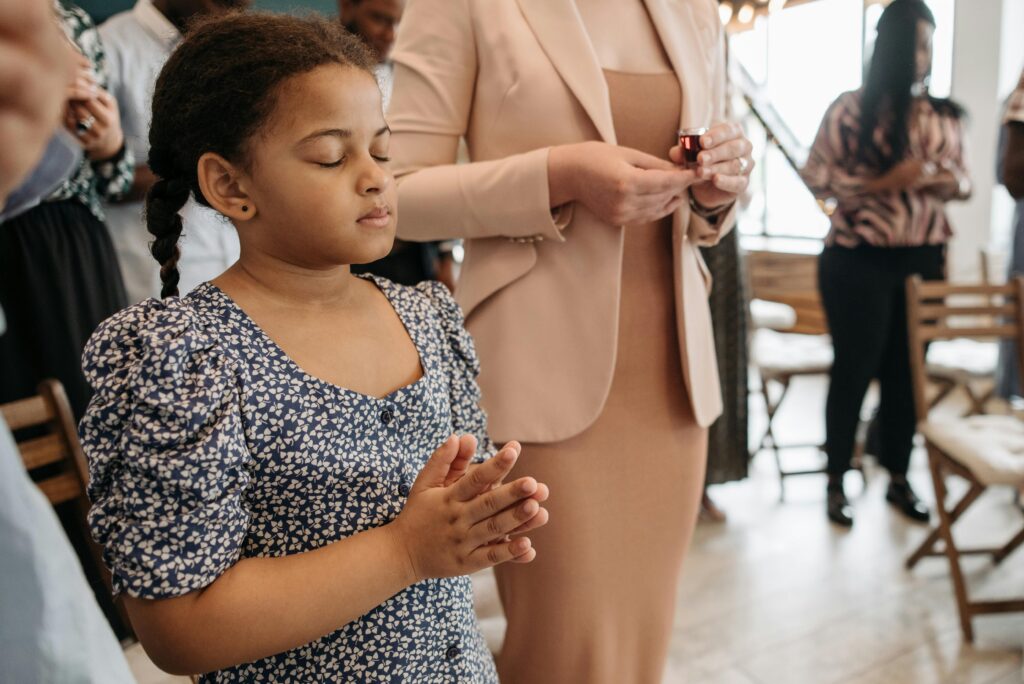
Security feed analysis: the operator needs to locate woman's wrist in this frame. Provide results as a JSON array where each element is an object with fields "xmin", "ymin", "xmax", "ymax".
[
  {"xmin": 688, "ymin": 189, "xmax": 733, "ymax": 223},
  {"xmin": 547, "ymin": 144, "xmax": 579, "ymax": 209},
  {"xmin": 89, "ymin": 134, "xmax": 126, "ymax": 163}
]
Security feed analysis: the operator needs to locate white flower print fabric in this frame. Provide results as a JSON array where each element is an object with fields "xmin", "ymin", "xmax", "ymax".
[{"xmin": 79, "ymin": 275, "xmax": 499, "ymax": 682}]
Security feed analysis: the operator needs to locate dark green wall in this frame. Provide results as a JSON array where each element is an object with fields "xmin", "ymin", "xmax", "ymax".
[{"xmin": 79, "ymin": 0, "xmax": 336, "ymax": 25}]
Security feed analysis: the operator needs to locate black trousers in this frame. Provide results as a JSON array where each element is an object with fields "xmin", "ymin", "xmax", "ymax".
[{"xmin": 818, "ymin": 243, "xmax": 945, "ymax": 480}]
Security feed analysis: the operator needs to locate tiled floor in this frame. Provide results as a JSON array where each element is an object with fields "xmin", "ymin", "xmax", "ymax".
[{"xmin": 128, "ymin": 377, "xmax": 1024, "ymax": 683}]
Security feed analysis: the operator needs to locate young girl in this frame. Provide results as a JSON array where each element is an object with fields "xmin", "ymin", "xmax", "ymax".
[{"xmin": 79, "ymin": 12, "xmax": 549, "ymax": 682}]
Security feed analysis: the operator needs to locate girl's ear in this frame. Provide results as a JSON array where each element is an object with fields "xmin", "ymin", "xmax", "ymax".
[{"xmin": 197, "ymin": 152, "xmax": 257, "ymax": 221}]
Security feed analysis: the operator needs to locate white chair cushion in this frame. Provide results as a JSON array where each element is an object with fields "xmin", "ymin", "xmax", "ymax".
[
  {"xmin": 752, "ymin": 329, "xmax": 833, "ymax": 376},
  {"xmin": 926, "ymin": 339, "xmax": 999, "ymax": 380},
  {"xmin": 750, "ymin": 299, "xmax": 798, "ymax": 331},
  {"xmin": 919, "ymin": 415, "xmax": 1024, "ymax": 486}
]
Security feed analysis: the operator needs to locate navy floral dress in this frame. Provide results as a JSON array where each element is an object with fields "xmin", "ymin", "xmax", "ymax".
[{"xmin": 80, "ymin": 276, "xmax": 500, "ymax": 683}]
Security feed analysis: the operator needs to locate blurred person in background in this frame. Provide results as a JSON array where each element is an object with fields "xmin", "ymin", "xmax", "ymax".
[
  {"xmin": 101, "ymin": 0, "xmax": 250, "ymax": 304},
  {"xmin": 0, "ymin": 0, "xmax": 134, "ymax": 421},
  {"xmin": 341, "ymin": 0, "xmax": 456, "ymax": 290},
  {"xmin": 802, "ymin": 0, "xmax": 971, "ymax": 528},
  {"xmin": 995, "ymin": 68, "xmax": 1024, "ymax": 400}
]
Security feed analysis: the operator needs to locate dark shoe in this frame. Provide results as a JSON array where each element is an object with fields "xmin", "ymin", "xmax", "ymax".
[
  {"xmin": 827, "ymin": 488, "xmax": 854, "ymax": 527},
  {"xmin": 886, "ymin": 480, "xmax": 931, "ymax": 523}
]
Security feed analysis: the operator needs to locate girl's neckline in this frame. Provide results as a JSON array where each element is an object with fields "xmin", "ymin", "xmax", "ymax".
[{"xmin": 197, "ymin": 274, "xmax": 429, "ymax": 403}]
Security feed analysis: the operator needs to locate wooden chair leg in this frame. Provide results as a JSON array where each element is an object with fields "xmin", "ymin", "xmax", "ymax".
[
  {"xmin": 927, "ymin": 376, "xmax": 958, "ymax": 410},
  {"xmin": 906, "ymin": 482, "xmax": 985, "ymax": 569},
  {"xmin": 927, "ymin": 446, "xmax": 975, "ymax": 642},
  {"xmin": 993, "ymin": 525, "xmax": 1024, "ymax": 565}
]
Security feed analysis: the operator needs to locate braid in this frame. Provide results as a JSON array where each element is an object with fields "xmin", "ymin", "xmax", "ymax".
[
  {"xmin": 143, "ymin": 12, "xmax": 376, "ymax": 298},
  {"xmin": 145, "ymin": 177, "xmax": 190, "ymax": 298}
]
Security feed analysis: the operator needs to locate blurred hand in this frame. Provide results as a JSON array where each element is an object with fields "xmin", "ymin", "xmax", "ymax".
[
  {"xmin": 65, "ymin": 42, "xmax": 97, "ymax": 101},
  {"xmin": 886, "ymin": 158, "xmax": 926, "ymax": 190},
  {"xmin": 64, "ymin": 88, "xmax": 125, "ymax": 161},
  {"xmin": 0, "ymin": 0, "xmax": 72, "ymax": 201}
]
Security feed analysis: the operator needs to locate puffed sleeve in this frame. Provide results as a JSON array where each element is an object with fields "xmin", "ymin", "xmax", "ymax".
[
  {"xmin": 79, "ymin": 299, "xmax": 252, "ymax": 599},
  {"xmin": 416, "ymin": 281, "xmax": 497, "ymax": 463}
]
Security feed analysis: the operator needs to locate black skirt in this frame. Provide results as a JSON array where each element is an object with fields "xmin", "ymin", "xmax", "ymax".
[{"xmin": 0, "ymin": 200, "xmax": 127, "ymax": 419}]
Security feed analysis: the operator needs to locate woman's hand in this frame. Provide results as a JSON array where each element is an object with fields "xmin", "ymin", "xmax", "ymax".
[
  {"xmin": 862, "ymin": 158, "xmax": 923, "ymax": 194},
  {"xmin": 549, "ymin": 140, "xmax": 698, "ymax": 226},
  {"xmin": 390, "ymin": 436, "xmax": 550, "ymax": 582},
  {"xmin": 0, "ymin": 0, "xmax": 72, "ymax": 201},
  {"xmin": 64, "ymin": 88, "xmax": 125, "ymax": 161},
  {"xmin": 670, "ymin": 122, "xmax": 754, "ymax": 211},
  {"xmin": 64, "ymin": 43, "xmax": 96, "ymax": 101}
]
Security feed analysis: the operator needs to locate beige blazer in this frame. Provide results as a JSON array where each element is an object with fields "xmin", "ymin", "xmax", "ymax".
[{"xmin": 388, "ymin": 0, "xmax": 736, "ymax": 442}]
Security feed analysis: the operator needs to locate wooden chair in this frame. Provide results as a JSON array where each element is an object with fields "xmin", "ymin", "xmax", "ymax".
[
  {"xmin": 923, "ymin": 250, "xmax": 1003, "ymax": 415},
  {"xmin": 0, "ymin": 379, "xmax": 135, "ymax": 641},
  {"xmin": 746, "ymin": 250, "xmax": 838, "ymax": 498},
  {"xmin": 905, "ymin": 276, "xmax": 1024, "ymax": 642}
]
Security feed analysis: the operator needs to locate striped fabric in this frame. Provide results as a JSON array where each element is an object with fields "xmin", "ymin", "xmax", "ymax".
[
  {"xmin": 802, "ymin": 89, "xmax": 969, "ymax": 248},
  {"xmin": 1005, "ymin": 70, "xmax": 1024, "ymax": 124}
]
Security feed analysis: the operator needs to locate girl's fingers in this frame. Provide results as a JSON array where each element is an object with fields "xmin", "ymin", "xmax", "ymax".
[
  {"xmin": 469, "ymin": 536, "xmax": 534, "ymax": 569},
  {"xmin": 504, "ymin": 506, "xmax": 550, "ymax": 537},
  {"xmin": 412, "ymin": 435, "xmax": 460, "ymax": 491},
  {"xmin": 529, "ymin": 482, "xmax": 550, "ymax": 503},
  {"xmin": 468, "ymin": 498, "xmax": 542, "ymax": 547},
  {"xmin": 509, "ymin": 547, "xmax": 538, "ymax": 563},
  {"xmin": 451, "ymin": 444, "xmax": 519, "ymax": 502},
  {"xmin": 443, "ymin": 434, "xmax": 477, "ymax": 486},
  {"xmin": 464, "ymin": 476, "xmax": 539, "ymax": 525}
]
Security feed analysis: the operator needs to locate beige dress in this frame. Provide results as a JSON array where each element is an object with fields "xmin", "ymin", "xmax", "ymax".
[{"xmin": 493, "ymin": 71, "xmax": 709, "ymax": 684}]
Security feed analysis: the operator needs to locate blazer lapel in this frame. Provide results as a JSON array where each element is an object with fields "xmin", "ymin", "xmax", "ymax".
[
  {"xmin": 643, "ymin": 0, "xmax": 714, "ymax": 129},
  {"xmin": 515, "ymin": 0, "xmax": 617, "ymax": 144}
]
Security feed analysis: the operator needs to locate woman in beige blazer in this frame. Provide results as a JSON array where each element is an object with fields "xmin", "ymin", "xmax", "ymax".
[{"xmin": 388, "ymin": 0, "xmax": 753, "ymax": 681}]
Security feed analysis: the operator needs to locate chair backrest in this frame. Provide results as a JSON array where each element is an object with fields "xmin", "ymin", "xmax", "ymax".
[
  {"xmin": 745, "ymin": 249, "xmax": 829, "ymax": 335},
  {"xmin": 1, "ymin": 379, "xmax": 91, "ymax": 505},
  {"xmin": 1, "ymin": 379, "xmax": 135, "ymax": 641},
  {"xmin": 906, "ymin": 276, "xmax": 1024, "ymax": 422}
]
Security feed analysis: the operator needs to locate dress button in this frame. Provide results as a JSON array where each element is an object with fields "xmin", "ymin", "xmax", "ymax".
[
  {"xmin": 380, "ymin": 409, "xmax": 394, "ymax": 425},
  {"xmin": 445, "ymin": 644, "xmax": 461, "ymax": 660},
  {"xmin": 398, "ymin": 482, "xmax": 411, "ymax": 497}
]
